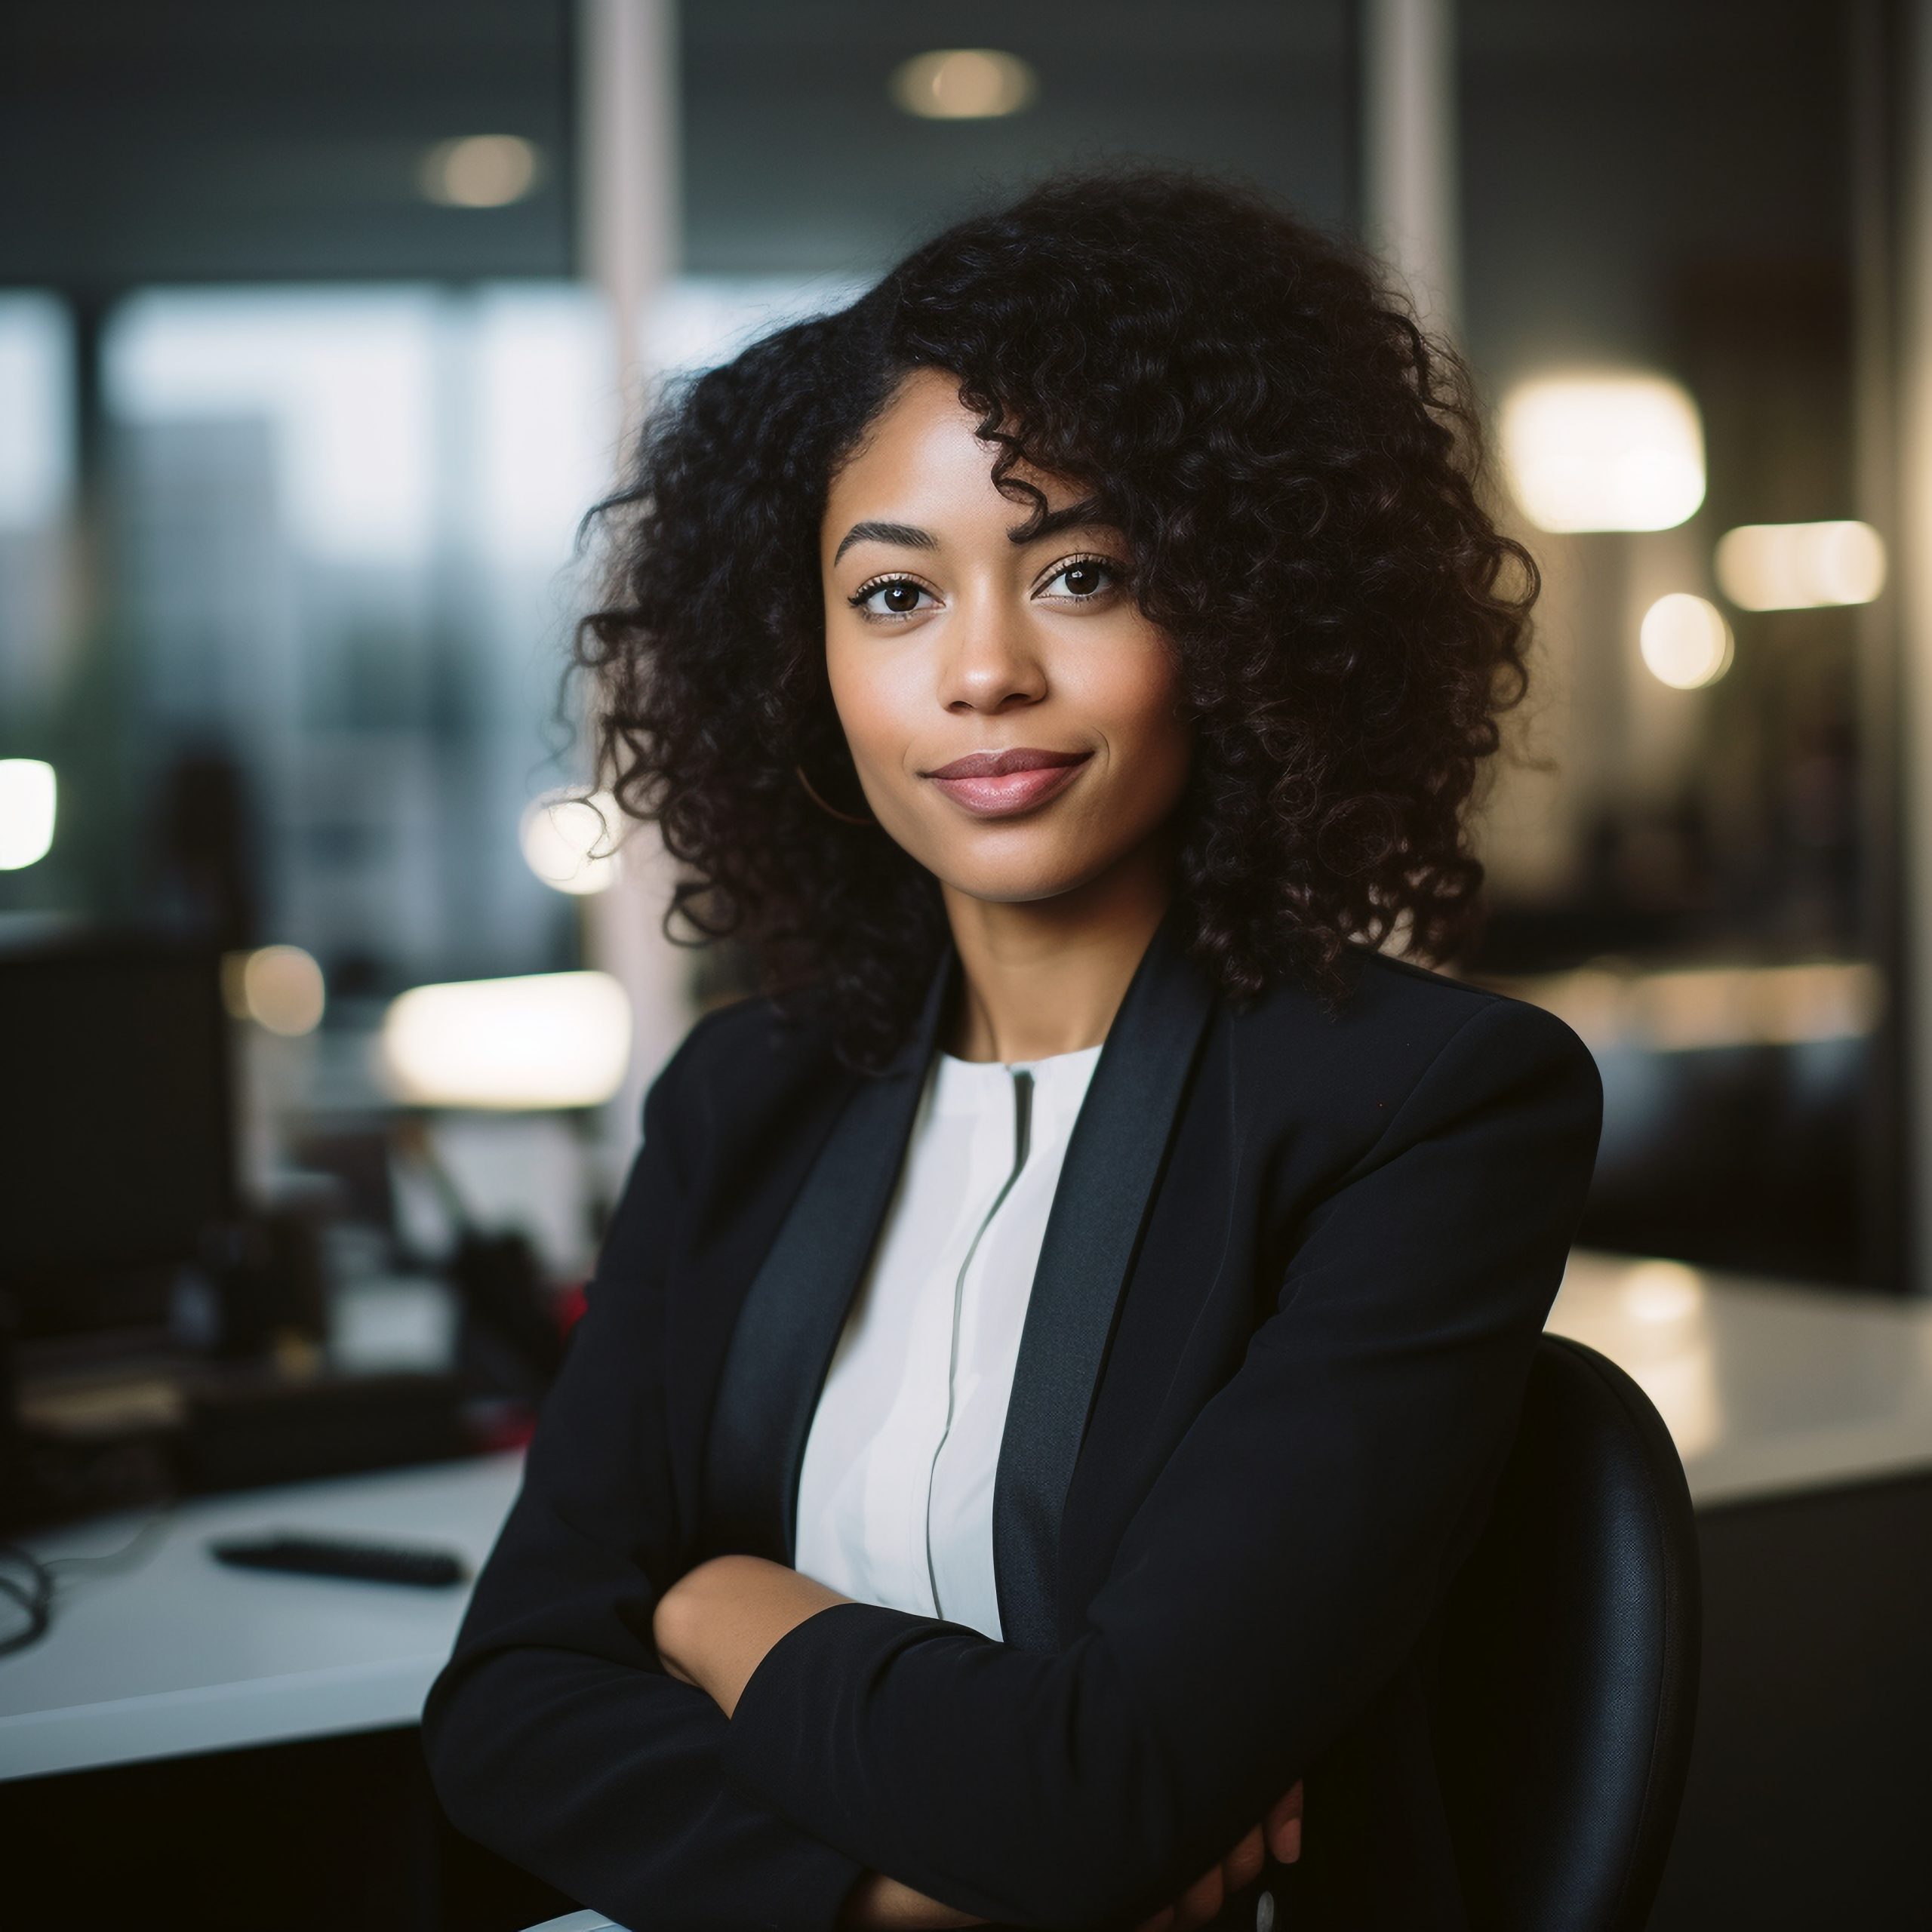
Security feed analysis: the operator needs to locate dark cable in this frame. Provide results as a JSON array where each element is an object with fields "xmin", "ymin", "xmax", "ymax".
[
  {"xmin": 45, "ymin": 1511, "xmax": 173, "ymax": 1577},
  {"xmin": 0, "ymin": 1513, "xmax": 171, "ymax": 1660},
  {"xmin": 0, "ymin": 1545, "xmax": 54, "ymax": 1658}
]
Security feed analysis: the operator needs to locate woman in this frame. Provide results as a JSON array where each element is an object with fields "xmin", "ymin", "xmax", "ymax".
[{"xmin": 423, "ymin": 171, "xmax": 1603, "ymax": 1932}]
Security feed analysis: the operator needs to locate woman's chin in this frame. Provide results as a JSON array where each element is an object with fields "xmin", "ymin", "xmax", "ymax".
[{"xmin": 928, "ymin": 848, "xmax": 1137, "ymax": 910}]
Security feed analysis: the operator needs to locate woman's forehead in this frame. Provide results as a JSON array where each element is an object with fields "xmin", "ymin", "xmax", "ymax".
[{"xmin": 826, "ymin": 378, "xmax": 1103, "ymax": 546}]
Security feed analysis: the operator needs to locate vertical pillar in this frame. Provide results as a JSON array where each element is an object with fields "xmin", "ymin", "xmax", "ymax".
[
  {"xmin": 576, "ymin": 0, "xmax": 691, "ymax": 1170},
  {"xmin": 1844, "ymin": 0, "xmax": 1908, "ymax": 1289},
  {"xmin": 1362, "ymin": 0, "xmax": 1460, "ymax": 341},
  {"xmin": 1895, "ymin": 2, "xmax": 1932, "ymax": 1291},
  {"xmin": 579, "ymin": 0, "xmax": 679, "ymax": 418}
]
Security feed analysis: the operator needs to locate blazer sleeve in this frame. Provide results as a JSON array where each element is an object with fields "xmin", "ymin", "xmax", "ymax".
[
  {"xmin": 718, "ymin": 996, "xmax": 1605, "ymax": 1929},
  {"xmin": 420, "ymin": 1024, "xmax": 869, "ymax": 1932}
]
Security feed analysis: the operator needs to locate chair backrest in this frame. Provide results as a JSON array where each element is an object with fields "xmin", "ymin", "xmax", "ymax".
[{"xmin": 1430, "ymin": 1334, "xmax": 1701, "ymax": 1932}]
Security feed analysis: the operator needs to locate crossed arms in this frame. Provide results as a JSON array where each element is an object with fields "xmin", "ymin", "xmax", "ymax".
[{"xmin": 422, "ymin": 997, "xmax": 1601, "ymax": 1930}]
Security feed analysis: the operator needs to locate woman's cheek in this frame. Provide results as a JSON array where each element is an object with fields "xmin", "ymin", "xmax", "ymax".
[
  {"xmin": 1080, "ymin": 639, "xmax": 1190, "ymax": 803},
  {"xmin": 835, "ymin": 677, "xmax": 922, "ymax": 817}
]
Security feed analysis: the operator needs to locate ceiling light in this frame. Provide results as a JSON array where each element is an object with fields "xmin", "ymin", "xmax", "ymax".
[
  {"xmin": 1714, "ymin": 520, "xmax": 1885, "ymax": 611},
  {"xmin": 890, "ymin": 49, "xmax": 1038, "ymax": 120},
  {"xmin": 1500, "ymin": 372, "xmax": 1706, "ymax": 532},
  {"xmin": 1639, "ymin": 594, "xmax": 1732, "ymax": 689},
  {"xmin": 420, "ymin": 136, "xmax": 542, "ymax": 209}
]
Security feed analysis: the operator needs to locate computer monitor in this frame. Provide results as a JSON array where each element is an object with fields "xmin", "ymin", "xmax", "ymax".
[{"xmin": 0, "ymin": 933, "xmax": 236, "ymax": 1334}]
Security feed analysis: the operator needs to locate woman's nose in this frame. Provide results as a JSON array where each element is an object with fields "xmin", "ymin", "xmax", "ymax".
[{"xmin": 940, "ymin": 597, "xmax": 1048, "ymax": 714}]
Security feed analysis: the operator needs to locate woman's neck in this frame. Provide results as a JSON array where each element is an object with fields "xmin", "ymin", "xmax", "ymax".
[{"xmin": 940, "ymin": 841, "xmax": 1175, "ymax": 1064}]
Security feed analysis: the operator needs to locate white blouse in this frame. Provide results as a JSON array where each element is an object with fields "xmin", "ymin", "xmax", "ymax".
[{"xmin": 793, "ymin": 1042, "xmax": 1104, "ymax": 1641}]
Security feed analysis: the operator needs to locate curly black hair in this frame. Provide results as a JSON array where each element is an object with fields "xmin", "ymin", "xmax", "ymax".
[{"xmin": 577, "ymin": 169, "xmax": 1537, "ymax": 1072}]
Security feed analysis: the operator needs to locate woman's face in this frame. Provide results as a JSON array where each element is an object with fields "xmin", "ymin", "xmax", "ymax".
[{"xmin": 820, "ymin": 368, "xmax": 1192, "ymax": 907}]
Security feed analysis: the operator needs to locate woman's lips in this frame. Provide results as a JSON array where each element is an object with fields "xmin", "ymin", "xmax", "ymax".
[{"xmin": 923, "ymin": 747, "xmax": 1093, "ymax": 817}]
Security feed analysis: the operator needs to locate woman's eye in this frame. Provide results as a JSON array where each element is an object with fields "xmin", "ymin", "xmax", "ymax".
[
  {"xmin": 1040, "ymin": 558, "xmax": 1118, "ymax": 601},
  {"xmin": 854, "ymin": 578, "xmax": 934, "ymax": 617}
]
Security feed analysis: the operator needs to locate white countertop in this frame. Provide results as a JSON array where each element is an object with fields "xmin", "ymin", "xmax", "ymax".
[
  {"xmin": 5, "ymin": 1247, "xmax": 1932, "ymax": 1786},
  {"xmin": 1549, "ymin": 1249, "xmax": 1932, "ymax": 1507},
  {"xmin": 0, "ymin": 1451, "xmax": 523, "ymax": 1782}
]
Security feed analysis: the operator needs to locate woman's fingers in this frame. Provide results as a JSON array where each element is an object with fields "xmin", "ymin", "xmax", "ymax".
[
  {"xmin": 1266, "ymin": 1779, "xmax": 1306, "ymax": 1864},
  {"xmin": 1220, "ymin": 1821, "xmax": 1266, "ymax": 1893},
  {"xmin": 836, "ymin": 1872, "xmax": 989, "ymax": 1928},
  {"xmin": 1134, "ymin": 1794, "xmax": 1300, "ymax": 1932},
  {"xmin": 1174, "ymin": 1862, "xmax": 1226, "ymax": 1929}
]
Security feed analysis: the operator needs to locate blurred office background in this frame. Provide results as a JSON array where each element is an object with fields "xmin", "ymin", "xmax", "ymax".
[
  {"xmin": 1, "ymin": 2, "xmax": 1912, "ymax": 1320},
  {"xmin": 3, "ymin": 3, "xmax": 1930, "ymax": 1926},
  {"xmin": 0, "ymin": 0, "xmax": 1911, "ymax": 1317}
]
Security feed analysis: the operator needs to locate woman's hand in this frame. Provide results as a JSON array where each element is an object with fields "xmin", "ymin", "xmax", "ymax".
[
  {"xmin": 656, "ymin": 1562, "xmax": 991, "ymax": 1927},
  {"xmin": 651, "ymin": 1554, "xmax": 851, "ymax": 1716},
  {"xmin": 837, "ymin": 1871, "xmax": 990, "ymax": 1929},
  {"xmin": 1131, "ymin": 1780, "xmax": 1303, "ymax": 1932},
  {"xmin": 658, "ymin": 1557, "xmax": 1303, "ymax": 1931},
  {"xmin": 833, "ymin": 1784, "xmax": 1305, "ymax": 1932}
]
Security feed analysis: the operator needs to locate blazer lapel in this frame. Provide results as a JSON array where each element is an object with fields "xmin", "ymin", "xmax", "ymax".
[
  {"xmin": 701, "ymin": 950, "xmax": 957, "ymax": 1564},
  {"xmin": 992, "ymin": 908, "xmax": 1217, "ymax": 1651}
]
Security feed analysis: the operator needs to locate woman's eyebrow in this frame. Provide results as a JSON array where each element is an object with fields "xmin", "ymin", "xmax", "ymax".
[
  {"xmin": 1010, "ymin": 499, "xmax": 1113, "ymax": 546},
  {"xmin": 832, "ymin": 520, "xmax": 937, "ymax": 564}
]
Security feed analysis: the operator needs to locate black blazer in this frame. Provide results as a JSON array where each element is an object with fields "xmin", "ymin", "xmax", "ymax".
[{"xmin": 423, "ymin": 911, "xmax": 1604, "ymax": 1932}]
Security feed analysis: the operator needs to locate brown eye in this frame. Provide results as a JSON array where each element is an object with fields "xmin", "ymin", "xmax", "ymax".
[
  {"xmin": 1041, "ymin": 557, "xmax": 1118, "ymax": 601},
  {"xmin": 852, "ymin": 577, "xmax": 935, "ymax": 618}
]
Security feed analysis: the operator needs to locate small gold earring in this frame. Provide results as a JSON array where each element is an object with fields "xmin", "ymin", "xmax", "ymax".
[{"xmin": 794, "ymin": 763, "xmax": 874, "ymax": 826}]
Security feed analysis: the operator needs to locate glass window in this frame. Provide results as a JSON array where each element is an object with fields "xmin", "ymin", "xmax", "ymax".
[
  {"xmin": 75, "ymin": 283, "xmax": 617, "ymax": 988},
  {"xmin": 0, "ymin": 293, "xmax": 74, "ymax": 734}
]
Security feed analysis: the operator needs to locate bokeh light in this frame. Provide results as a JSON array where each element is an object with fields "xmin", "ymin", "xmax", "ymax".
[
  {"xmin": 519, "ymin": 790, "xmax": 623, "ymax": 897},
  {"xmin": 380, "ymin": 971, "xmax": 632, "ymax": 1109},
  {"xmin": 1715, "ymin": 520, "xmax": 1886, "ymax": 611},
  {"xmin": 1500, "ymin": 371, "xmax": 1706, "ymax": 532},
  {"xmin": 419, "ymin": 135, "xmax": 542, "ymax": 208},
  {"xmin": 889, "ymin": 50, "xmax": 1037, "ymax": 120},
  {"xmin": 1621, "ymin": 1260, "xmax": 1704, "ymax": 1327},
  {"xmin": 235, "ymin": 945, "xmax": 327, "ymax": 1037},
  {"xmin": 0, "ymin": 758, "xmax": 57, "ymax": 869},
  {"xmin": 1639, "ymin": 592, "xmax": 1733, "ymax": 689}
]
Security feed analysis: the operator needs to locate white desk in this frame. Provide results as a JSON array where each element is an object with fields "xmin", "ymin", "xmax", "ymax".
[
  {"xmin": 6, "ymin": 1249, "xmax": 1932, "ymax": 1789},
  {"xmin": 1548, "ymin": 1249, "xmax": 1932, "ymax": 1507},
  {"xmin": 0, "ymin": 1451, "xmax": 522, "ymax": 1783}
]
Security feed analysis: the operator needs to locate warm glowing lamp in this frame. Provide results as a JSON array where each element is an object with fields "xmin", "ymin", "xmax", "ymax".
[
  {"xmin": 380, "ymin": 971, "xmax": 632, "ymax": 1110},
  {"xmin": 0, "ymin": 758, "xmax": 56, "ymax": 869},
  {"xmin": 1500, "ymin": 372, "xmax": 1706, "ymax": 532},
  {"xmin": 1714, "ymin": 521, "xmax": 1885, "ymax": 611}
]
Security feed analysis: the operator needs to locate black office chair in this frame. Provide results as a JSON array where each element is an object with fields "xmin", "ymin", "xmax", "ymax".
[{"xmin": 1431, "ymin": 1333, "xmax": 1701, "ymax": 1932}]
